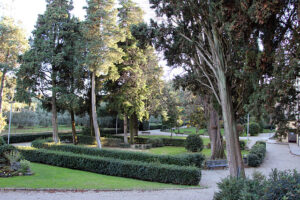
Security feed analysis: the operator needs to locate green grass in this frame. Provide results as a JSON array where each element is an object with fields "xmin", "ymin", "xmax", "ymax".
[
  {"xmin": 1, "ymin": 125, "xmax": 82, "ymax": 135},
  {"xmin": 0, "ymin": 163, "xmax": 199, "ymax": 190},
  {"xmin": 145, "ymin": 146, "xmax": 249, "ymax": 158},
  {"xmin": 138, "ymin": 135, "xmax": 210, "ymax": 146}
]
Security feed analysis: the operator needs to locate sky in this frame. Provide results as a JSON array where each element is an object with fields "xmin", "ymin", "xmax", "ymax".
[{"xmin": 0, "ymin": 0, "xmax": 183, "ymax": 80}]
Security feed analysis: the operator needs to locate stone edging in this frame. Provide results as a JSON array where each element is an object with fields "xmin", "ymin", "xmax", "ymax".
[{"xmin": 0, "ymin": 187, "xmax": 204, "ymax": 193}]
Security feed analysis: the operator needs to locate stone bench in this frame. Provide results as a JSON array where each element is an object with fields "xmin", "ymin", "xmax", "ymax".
[{"xmin": 141, "ymin": 131, "xmax": 150, "ymax": 135}]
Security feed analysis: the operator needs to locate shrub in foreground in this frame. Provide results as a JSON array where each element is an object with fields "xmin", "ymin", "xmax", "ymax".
[
  {"xmin": 185, "ymin": 134, "xmax": 204, "ymax": 152},
  {"xmin": 19, "ymin": 147, "xmax": 201, "ymax": 185},
  {"xmin": 32, "ymin": 139, "xmax": 205, "ymax": 168},
  {"xmin": 214, "ymin": 169, "xmax": 300, "ymax": 200}
]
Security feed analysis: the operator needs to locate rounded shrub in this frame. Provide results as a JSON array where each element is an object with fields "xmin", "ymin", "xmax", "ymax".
[
  {"xmin": 185, "ymin": 134, "xmax": 203, "ymax": 152},
  {"xmin": 147, "ymin": 138, "xmax": 164, "ymax": 147},
  {"xmin": 239, "ymin": 140, "xmax": 246, "ymax": 150},
  {"xmin": 248, "ymin": 122, "xmax": 261, "ymax": 136}
]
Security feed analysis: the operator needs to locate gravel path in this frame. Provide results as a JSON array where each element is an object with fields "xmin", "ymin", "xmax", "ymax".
[{"xmin": 2, "ymin": 142, "xmax": 300, "ymax": 200}]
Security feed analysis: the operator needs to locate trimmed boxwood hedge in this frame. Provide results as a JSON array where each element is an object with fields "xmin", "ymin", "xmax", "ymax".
[
  {"xmin": 247, "ymin": 141, "xmax": 266, "ymax": 167},
  {"xmin": 19, "ymin": 147, "xmax": 201, "ymax": 185},
  {"xmin": 32, "ymin": 139, "xmax": 205, "ymax": 168}
]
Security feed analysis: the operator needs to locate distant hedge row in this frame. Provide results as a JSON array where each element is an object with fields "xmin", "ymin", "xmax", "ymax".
[
  {"xmin": 32, "ymin": 139, "xmax": 205, "ymax": 168},
  {"xmin": 19, "ymin": 147, "xmax": 201, "ymax": 185},
  {"xmin": 247, "ymin": 141, "xmax": 266, "ymax": 167}
]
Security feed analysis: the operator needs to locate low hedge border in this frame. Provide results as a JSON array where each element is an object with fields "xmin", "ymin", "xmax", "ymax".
[
  {"xmin": 32, "ymin": 139, "xmax": 205, "ymax": 168},
  {"xmin": 247, "ymin": 141, "xmax": 266, "ymax": 167},
  {"xmin": 18, "ymin": 147, "xmax": 201, "ymax": 185}
]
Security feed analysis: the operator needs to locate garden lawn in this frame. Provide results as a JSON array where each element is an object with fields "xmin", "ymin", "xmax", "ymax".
[
  {"xmin": 138, "ymin": 135, "xmax": 210, "ymax": 146},
  {"xmin": 0, "ymin": 163, "xmax": 199, "ymax": 190},
  {"xmin": 146, "ymin": 146, "xmax": 249, "ymax": 157}
]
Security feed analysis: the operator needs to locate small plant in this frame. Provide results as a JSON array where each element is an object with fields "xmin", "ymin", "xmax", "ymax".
[
  {"xmin": 4, "ymin": 150, "xmax": 21, "ymax": 165},
  {"xmin": 185, "ymin": 134, "xmax": 203, "ymax": 152},
  {"xmin": 19, "ymin": 159, "xmax": 31, "ymax": 173}
]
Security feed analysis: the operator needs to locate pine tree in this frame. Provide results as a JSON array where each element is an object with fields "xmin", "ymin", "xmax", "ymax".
[
  {"xmin": 84, "ymin": 0, "xmax": 124, "ymax": 148},
  {"xmin": 16, "ymin": 0, "xmax": 75, "ymax": 143}
]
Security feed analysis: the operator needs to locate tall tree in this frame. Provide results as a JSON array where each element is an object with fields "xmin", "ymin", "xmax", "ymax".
[
  {"xmin": 150, "ymin": 0, "xmax": 298, "ymax": 177},
  {"xmin": 84, "ymin": 0, "xmax": 124, "ymax": 148},
  {"xmin": 16, "ymin": 0, "xmax": 75, "ymax": 143},
  {"xmin": 0, "ymin": 17, "xmax": 28, "ymax": 114}
]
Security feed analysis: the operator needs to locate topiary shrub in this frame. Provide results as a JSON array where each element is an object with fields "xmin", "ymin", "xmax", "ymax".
[
  {"xmin": 147, "ymin": 138, "xmax": 164, "ymax": 147},
  {"xmin": 247, "ymin": 141, "xmax": 266, "ymax": 167},
  {"xmin": 185, "ymin": 134, "xmax": 203, "ymax": 152},
  {"xmin": 0, "ymin": 136, "xmax": 6, "ymax": 146},
  {"xmin": 248, "ymin": 122, "xmax": 261, "ymax": 136}
]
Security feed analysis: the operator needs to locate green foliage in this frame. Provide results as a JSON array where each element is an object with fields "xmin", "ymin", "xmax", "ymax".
[
  {"xmin": 215, "ymin": 169, "xmax": 300, "ymax": 200},
  {"xmin": 31, "ymin": 139, "xmax": 205, "ymax": 168},
  {"xmin": 131, "ymin": 136, "xmax": 186, "ymax": 147},
  {"xmin": 239, "ymin": 140, "xmax": 246, "ymax": 150},
  {"xmin": 214, "ymin": 173, "xmax": 265, "ymax": 200},
  {"xmin": 0, "ymin": 136, "xmax": 5, "ymax": 146},
  {"xmin": 264, "ymin": 169, "xmax": 300, "ymax": 200},
  {"xmin": 3, "ymin": 150, "xmax": 21, "ymax": 165},
  {"xmin": 248, "ymin": 122, "xmax": 261, "ymax": 136},
  {"xmin": 185, "ymin": 134, "xmax": 204, "ymax": 152},
  {"xmin": 1, "ymin": 132, "xmax": 67, "ymax": 143},
  {"xmin": 147, "ymin": 138, "xmax": 164, "ymax": 147},
  {"xmin": 19, "ymin": 159, "xmax": 31, "ymax": 173},
  {"xmin": 247, "ymin": 141, "xmax": 266, "ymax": 167},
  {"xmin": 19, "ymin": 147, "xmax": 201, "ymax": 185}
]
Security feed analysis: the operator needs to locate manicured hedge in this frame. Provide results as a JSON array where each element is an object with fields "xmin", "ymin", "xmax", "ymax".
[
  {"xmin": 19, "ymin": 147, "xmax": 201, "ymax": 185},
  {"xmin": 2, "ymin": 132, "xmax": 54, "ymax": 143},
  {"xmin": 32, "ymin": 139, "xmax": 205, "ymax": 168},
  {"xmin": 247, "ymin": 141, "xmax": 266, "ymax": 167}
]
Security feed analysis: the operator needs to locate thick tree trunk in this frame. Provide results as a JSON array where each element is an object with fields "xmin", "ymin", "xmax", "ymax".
[
  {"xmin": 0, "ymin": 70, "xmax": 7, "ymax": 114},
  {"xmin": 209, "ymin": 107, "xmax": 225, "ymax": 160},
  {"xmin": 70, "ymin": 110, "xmax": 78, "ymax": 145},
  {"xmin": 91, "ymin": 72, "xmax": 102, "ymax": 148},
  {"xmin": 129, "ymin": 114, "xmax": 138, "ymax": 144},
  {"xmin": 51, "ymin": 87, "xmax": 59, "ymax": 143},
  {"xmin": 123, "ymin": 114, "xmax": 128, "ymax": 144},
  {"xmin": 218, "ymin": 69, "xmax": 245, "ymax": 177}
]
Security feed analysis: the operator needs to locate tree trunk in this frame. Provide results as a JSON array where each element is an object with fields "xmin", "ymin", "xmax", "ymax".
[
  {"xmin": 0, "ymin": 70, "xmax": 7, "ymax": 114},
  {"xmin": 91, "ymin": 72, "xmax": 102, "ymax": 148},
  {"xmin": 209, "ymin": 106, "xmax": 225, "ymax": 160},
  {"xmin": 70, "ymin": 110, "xmax": 78, "ymax": 145},
  {"xmin": 123, "ymin": 114, "xmax": 128, "ymax": 144},
  {"xmin": 51, "ymin": 86, "xmax": 59, "ymax": 143},
  {"xmin": 129, "ymin": 116, "xmax": 134, "ymax": 144},
  {"xmin": 218, "ymin": 69, "xmax": 245, "ymax": 177}
]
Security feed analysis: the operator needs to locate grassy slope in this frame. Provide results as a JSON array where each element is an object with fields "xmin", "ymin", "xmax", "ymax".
[{"xmin": 0, "ymin": 163, "xmax": 199, "ymax": 190}]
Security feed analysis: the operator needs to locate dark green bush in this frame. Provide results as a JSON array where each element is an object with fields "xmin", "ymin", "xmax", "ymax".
[
  {"xmin": 0, "ymin": 144, "xmax": 17, "ymax": 155},
  {"xmin": 264, "ymin": 169, "xmax": 300, "ymax": 200},
  {"xmin": 32, "ymin": 139, "xmax": 205, "ymax": 168},
  {"xmin": 19, "ymin": 147, "xmax": 201, "ymax": 185},
  {"xmin": 111, "ymin": 136, "xmax": 186, "ymax": 147},
  {"xmin": 239, "ymin": 140, "xmax": 246, "ymax": 150},
  {"xmin": 149, "ymin": 124, "xmax": 162, "ymax": 130},
  {"xmin": 147, "ymin": 138, "xmax": 164, "ymax": 147},
  {"xmin": 1, "ymin": 132, "xmax": 73, "ymax": 143},
  {"xmin": 0, "ymin": 136, "xmax": 6, "ymax": 146},
  {"xmin": 185, "ymin": 134, "xmax": 204, "ymax": 152},
  {"xmin": 215, "ymin": 169, "xmax": 300, "ymax": 200},
  {"xmin": 214, "ymin": 173, "xmax": 265, "ymax": 200},
  {"xmin": 247, "ymin": 141, "xmax": 266, "ymax": 167},
  {"xmin": 248, "ymin": 122, "xmax": 261, "ymax": 136}
]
